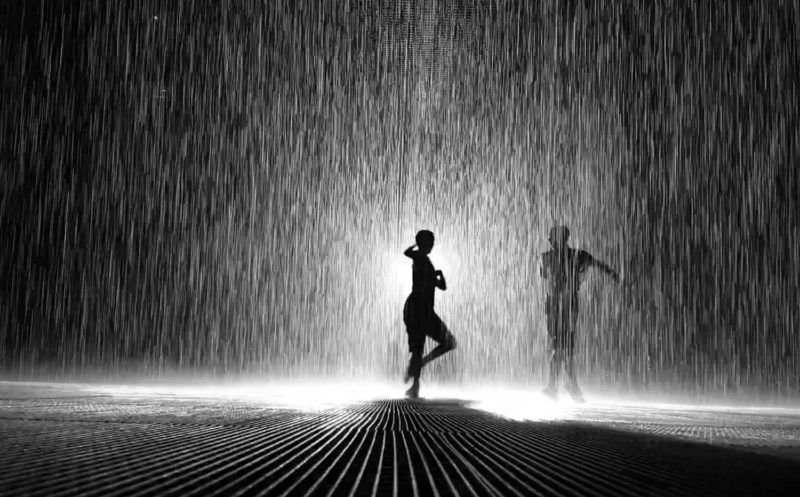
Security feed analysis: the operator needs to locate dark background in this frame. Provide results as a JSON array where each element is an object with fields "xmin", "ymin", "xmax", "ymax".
[{"xmin": 1, "ymin": 0, "xmax": 798, "ymax": 397}]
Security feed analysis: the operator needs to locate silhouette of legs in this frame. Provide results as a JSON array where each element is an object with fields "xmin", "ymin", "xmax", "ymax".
[
  {"xmin": 422, "ymin": 328, "xmax": 456, "ymax": 367},
  {"xmin": 563, "ymin": 347, "xmax": 584, "ymax": 402},
  {"xmin": 545, "ymin": 299, "xmax": 582, "ymax": 401},
  {"xmin": 545, "ymin": 337, "xmax": 583, "ymax": 402},
  {"xmin": 547, "ymin": 347, "xmax": 564, "ymax": 391},
  {"xmin": 403, "ymin": 297, "xmax": 425, "ymax": 397},
  {"xmin": 403, "ymin": 297, "xmax": 455, "ymax": 398},
  {"xmin": 406, "ymin": 345, "xmax": 423, "ymax": 396}
]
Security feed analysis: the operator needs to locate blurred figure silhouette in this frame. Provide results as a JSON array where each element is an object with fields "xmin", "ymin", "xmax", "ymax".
[
  {"xmin": 402, "ymin": 230, "xmax": 457, "ymax": 399},
  {"xmin": 540, "ymin": 225, "xmax": 619, "ymax": 402}
]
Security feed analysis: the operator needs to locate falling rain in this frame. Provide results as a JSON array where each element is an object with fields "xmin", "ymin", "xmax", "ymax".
[{"xmin": 0, "ymin": 1, "xmax": 798, "ymax": 401}]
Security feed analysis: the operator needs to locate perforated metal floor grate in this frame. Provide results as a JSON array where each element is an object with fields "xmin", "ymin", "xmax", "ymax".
[{"xmin": 2, "ymin": 384, "xmax": 800, "ymax": 496}]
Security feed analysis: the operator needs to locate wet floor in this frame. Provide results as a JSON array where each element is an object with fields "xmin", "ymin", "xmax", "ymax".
[{"xmin": 2, "ymin": 381, "xmax": 800, "ymax": 496}]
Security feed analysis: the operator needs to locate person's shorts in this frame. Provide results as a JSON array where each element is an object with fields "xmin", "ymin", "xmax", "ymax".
[{"xmin": 403, "ymin": 295, "xmax": 454, "ymax": 355}]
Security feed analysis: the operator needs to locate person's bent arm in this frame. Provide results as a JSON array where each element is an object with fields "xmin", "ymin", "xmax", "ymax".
[
  {"xmin": 403, "ymin": 244, "xmax": 417, "ymax": 259},
  {"xmin": 435, "ymin": 270, "xmax": 447, "ymax": 290}
]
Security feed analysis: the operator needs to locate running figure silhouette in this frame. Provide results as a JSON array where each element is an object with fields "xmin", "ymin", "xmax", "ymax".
[
  {"xmin": 540, "ymin": 225, "xmax": 619, "ymax": 402},
  {"xmin": 402, "ymin": 230, "xmax": 457, "ymax": 399}
]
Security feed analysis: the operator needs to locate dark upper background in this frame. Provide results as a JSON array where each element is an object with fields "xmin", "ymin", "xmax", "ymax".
[{"xmin": 1, "ymin": 0, "xmax": 798, "ymax": 396}]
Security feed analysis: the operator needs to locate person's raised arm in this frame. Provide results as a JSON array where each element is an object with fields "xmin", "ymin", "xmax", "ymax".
[
  {"xmin": 591, "ymin": 257, "xmax": 620, "ymax": 283},
  {"xmin": 403, "ymin": 244, "xmax": 417, "ymax": 259},
  {"xmin": 434, "ymin": 269, "xmax": 447, "ymax": 290}
]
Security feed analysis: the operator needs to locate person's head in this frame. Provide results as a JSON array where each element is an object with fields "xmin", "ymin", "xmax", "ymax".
[
  {"xmin": 548, "ymin": 225, "xmax": 570, "ymax": 250},
  {"xmin": 415, "ymin": 230, "xmax": 435, "ymax": 254}
]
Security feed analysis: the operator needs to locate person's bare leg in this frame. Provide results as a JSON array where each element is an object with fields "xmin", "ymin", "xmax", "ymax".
[
  {"xmin": 543, "ymin": 347, "xmax": 561, "ymax": 400},
  {"xmin": 405, "ymin": 351, "xmax": 422, "ymax": 398},
  {"xmin": 549, "ymin": 349, "xmax": 562, "ymax": 388},
  {"xmin": 564, "ymin": 348, "xmax": 584, "ymax": 402},
  {"xmin": 543, "ymin": 310, "xmax": 560, "ymax": 399},
  {"xmin": 421, "ymin": 333, "xmax": 456, "ymax": 367}
]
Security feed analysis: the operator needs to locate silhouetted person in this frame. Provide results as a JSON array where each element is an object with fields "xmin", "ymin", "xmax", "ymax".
[
  {"xmin": 402, "ymin": 230, "xmax": 457, "ymax": 399},
  {"xmin": 541, "ymin": 225, "xmax": 619, "ymax": 402}
]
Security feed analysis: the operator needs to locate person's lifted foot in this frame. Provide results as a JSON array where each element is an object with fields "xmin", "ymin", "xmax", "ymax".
[
  {"xmin": 542, "ymin": 386, "xmax": 558, "ymax": 401},
  {"xmin": 405, "ymin": 383, "xmax": 420, "ymax": 399}
]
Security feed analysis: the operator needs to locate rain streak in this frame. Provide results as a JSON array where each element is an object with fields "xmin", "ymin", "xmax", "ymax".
[{"xmin": 1, "ymin": 1, "xmax": 798, "ymax": 401}]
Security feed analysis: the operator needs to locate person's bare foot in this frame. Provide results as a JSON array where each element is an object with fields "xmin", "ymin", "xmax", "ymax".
[{"xmin": 405, "ymin": 383, "xmax": 420, "ymax": 399}]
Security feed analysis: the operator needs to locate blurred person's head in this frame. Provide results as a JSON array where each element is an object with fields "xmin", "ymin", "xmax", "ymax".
[{"xmin": 548, "ymin": 225, "xmax": 570, "ymax": 250}]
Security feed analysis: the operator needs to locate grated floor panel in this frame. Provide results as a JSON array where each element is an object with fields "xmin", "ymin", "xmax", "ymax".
[{"xmin": 2, "ymin": 382, "xmax": 800, "ymax": 496}]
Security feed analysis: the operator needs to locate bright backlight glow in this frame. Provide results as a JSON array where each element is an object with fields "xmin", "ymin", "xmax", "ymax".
[
  {"xmin": 78, "ymin": 380, "xmax": 575, "ymax": 420},
  {"xmin": 5, "ymin": 380, "xmax": 800, "ymax": 422}
]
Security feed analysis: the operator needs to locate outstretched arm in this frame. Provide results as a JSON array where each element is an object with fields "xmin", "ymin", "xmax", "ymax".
[
  {"xmin": 434, "ymin": 270, "xmax": 447, "ymax": 290},
  {"xmin": 403, "ymin": 244, "xmax": 417, "ymax": 259},
  {"xmin": 591, "ymin": 258, "xmax": 620, "ymax": 283}
]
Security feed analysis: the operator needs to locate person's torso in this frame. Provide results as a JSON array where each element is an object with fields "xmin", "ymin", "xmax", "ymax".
[
  {"xmin": 542, "ymin": 248, "xmax": 590, "ymax": 296},
  {"xmin": 411, "ymin": 255, "xmax": 436, "ymax": 306}
]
